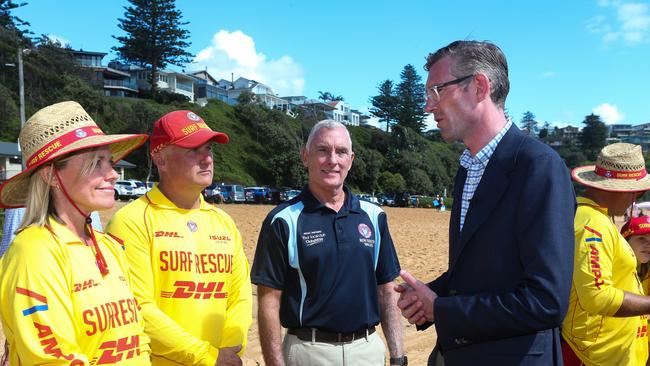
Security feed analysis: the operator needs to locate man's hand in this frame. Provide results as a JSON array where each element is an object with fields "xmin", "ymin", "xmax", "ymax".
[
  {"xmin": 394, "ymin": 270, "xmax": 437, "ymax": 325},
  {"xmin": 215, "ymin": 345, "xmax": 242, "ymax": 366}
]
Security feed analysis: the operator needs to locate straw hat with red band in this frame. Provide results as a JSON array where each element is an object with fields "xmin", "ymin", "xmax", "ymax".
[
  {"xmin": 621, "ymin": 215, "xmax": 650, "ymax": 239},
  {"xmin": 572, "ymin": 143, "xmax": 650, "ymax": 192},
  {"xmin": 149, "ymin": 110, "xmax": 229, "ymax": 154},
  {"xmin": 0, "ymin": 101, "xmax": 148, "ymax": 208}
]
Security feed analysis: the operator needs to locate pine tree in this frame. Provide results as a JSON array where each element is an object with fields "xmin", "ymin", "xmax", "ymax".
[
  {"xmin": 369, "ymin": 79, "xmax": 398, "ymax": 132},
  {"xmin": 520, "ymin": 111, "xmax": 538, "ymax": 136},
  {"xmin": 580, "ymin": 113, "xmax": 608, "ymax": 160},
  {"xmin": 395, "ymin": 64, "xmax": 426, "ymax": 132},
  {"xmin": 112, "ymin": 0, "xmax": 193, "ymax": 96}
]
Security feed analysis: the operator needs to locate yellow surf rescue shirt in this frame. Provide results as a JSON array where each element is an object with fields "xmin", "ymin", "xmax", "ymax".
[
  {"xmin": 0, "ymin": 217, "xmax": 151, "ymax": 365},
  {"xmin": 562, "ymin": 197, "xmax": 648, "ymax": 366},
  {"xmin": 106, "ymin": 185, "xmax": 252, "ymax": 365}
]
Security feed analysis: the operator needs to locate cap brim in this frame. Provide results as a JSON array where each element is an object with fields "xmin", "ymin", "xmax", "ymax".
[
  {"xmin": 0, "ymin": 133, "xmax": 147, "ymax": 208},
  {"xmin": 572, "ymin": 165, "xmax": 650, "ymax": 192},
  {"xmin": 173, "ymin": 129, "xmax": 230, "ymax": 148}
]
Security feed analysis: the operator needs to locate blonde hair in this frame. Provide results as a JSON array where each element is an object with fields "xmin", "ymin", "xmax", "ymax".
[{"xmin": 19, "ymin": 148, "xmax": 104, "ymax": 230}]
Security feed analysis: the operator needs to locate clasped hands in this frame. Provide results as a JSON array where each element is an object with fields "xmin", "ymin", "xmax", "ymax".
[{"xmin": 394, "ymin": 270, "xmax": 437, "ymax": 325}]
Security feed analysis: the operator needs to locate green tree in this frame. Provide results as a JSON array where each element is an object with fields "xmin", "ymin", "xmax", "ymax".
[
  {"xmin": 112, "ymin": 0, "xmax": 193, "ymax": 96},
  {"xmin": 395, "ymin": 64, "xmax": 426, "ymax": 132},
  {"xmin": 579, "ymin": 113, "xmax": 608, "ymax": 160},
  {"xmin": 520, "ymin": 111, "xmax": 538, "ymax": 136},
  {"xmin": 317, "ymin": 91, "xmax": 344, "ymax": 102},
  {"xmin": 377, "ymin": 171, "xmax": 406, "ymax": 194},
  {"xmin": 369, "ymin": 79, "xmax": 398, "ymax": 132},
  {"xmin": 538, "ymin": 121, "xmax": 551, "ymax": 139},
  {"xmin": 0, "ymin": 0, "xmax": 30, "ymax": 37}
]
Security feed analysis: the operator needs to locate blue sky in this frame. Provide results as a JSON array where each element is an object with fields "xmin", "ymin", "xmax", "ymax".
[{"xmin": 14, "ymin": 0, "xmax": 650, "ymax": 130}]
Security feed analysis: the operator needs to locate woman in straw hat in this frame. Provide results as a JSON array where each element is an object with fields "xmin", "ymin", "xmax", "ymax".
[
  {"xmin": 0, "ymin": 101, "xmax": 152, "ymax": 365},
  {"xmin": 561, "ymin": 143, "xmax": 650, "ymax": 366}
]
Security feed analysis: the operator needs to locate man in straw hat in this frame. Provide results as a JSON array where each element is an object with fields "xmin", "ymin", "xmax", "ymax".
[
  {"xmin": 106, "ymin": 110, "xmax": 252, "ymax": 366},
  {"xmin": 562, "ymin": 142, "xmax": 650, "ymax": 366},
  {"xmin": 0, "ymin": 101, "xmax": 151, "ymax": 364}
]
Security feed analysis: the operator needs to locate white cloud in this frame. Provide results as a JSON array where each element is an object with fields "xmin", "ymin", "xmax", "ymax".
[
  {"xmin": 590, "ymin": 1, "xmax": 650, "ymax": 45},
  {"xmin": 194, "ymin": 30, "xmax": 304, "ymax": 96},
  {"xmin": 592, "ymin": 103, "xmax": 625, "ymax": 123},
  {"xmin": 45, "ymin": 34, "xmax": 70, "ymax": 46}
]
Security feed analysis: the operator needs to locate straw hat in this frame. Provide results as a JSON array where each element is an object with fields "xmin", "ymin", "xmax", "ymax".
[
  {"xmin": 0, "ymin": 101, "xmax": 148, "ymax": 207},
  {"xmin": 572, "ymin": 142, "xmax": 650, "ymax": 192}
]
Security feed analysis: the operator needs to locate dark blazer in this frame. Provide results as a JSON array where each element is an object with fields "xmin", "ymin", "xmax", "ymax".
[{"xmin": 427, "ymin": 125, "xmax": 576, "ymax": 365}]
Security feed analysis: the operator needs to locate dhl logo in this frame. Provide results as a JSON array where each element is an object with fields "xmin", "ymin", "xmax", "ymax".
[
  {"xmin": 95, "ymin": 335, "xmax": 141, "ymax": 364},
  {"xmin": 160, "ymin": 280, "xmax": 227, "ymax": 299},
  {"xmin": 73, "ymin": 279, "xmax": 100, "ymax": 293},
  {"xmin": 154, "ymin": 231, "xmax": 184, "ymax": 238}
]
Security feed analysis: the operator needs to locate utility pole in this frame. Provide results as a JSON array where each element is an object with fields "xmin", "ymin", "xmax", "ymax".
[{"xmin": 17, "ymin": 47, "xmax": 25, "ymax": 128}]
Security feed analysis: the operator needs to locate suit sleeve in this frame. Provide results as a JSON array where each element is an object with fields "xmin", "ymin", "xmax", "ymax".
[
  {"xmin": 106, "ymin": 210, "xmax": 220, "ymax": 366},
  {"xmin": 219, "ymin": 222, "xmax": 253, "ymax": 355},
  {"xmin": 434, "ymin": 152, "xmax": 575, "ymax": 349},
  {"xmin": 0, "ymin": 235, "xmax": 90, "ymax": 365}
]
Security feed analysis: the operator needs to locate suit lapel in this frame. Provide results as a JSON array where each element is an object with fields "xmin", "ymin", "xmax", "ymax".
[
  {"xmin": 449, "ymin": 167, "xmax": 466, "ymax": 265},
  {"xmin": 449, "ymin": 125, "xmax": 524, "ymax": 271}
]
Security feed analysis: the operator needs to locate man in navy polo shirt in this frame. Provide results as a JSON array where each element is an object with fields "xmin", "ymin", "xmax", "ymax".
[{"xmin": 251, "ymin": 119, "xmax": 406, "ymax": 366}]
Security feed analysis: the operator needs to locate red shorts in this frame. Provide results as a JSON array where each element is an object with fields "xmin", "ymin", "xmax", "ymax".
[{"xmin": 561, "ymin": 338, "xmax": 585, "ymax": 366}]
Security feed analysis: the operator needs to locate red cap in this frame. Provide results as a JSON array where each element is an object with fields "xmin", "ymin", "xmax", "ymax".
[
  {"xmin": 150, "ymin": 110, "xmax": 229, "ymax": 153},
  {"xmin": 621, "ymin": 215, "xmax": 650, "ymax": 238}
]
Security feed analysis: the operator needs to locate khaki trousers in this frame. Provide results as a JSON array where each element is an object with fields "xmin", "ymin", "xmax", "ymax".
[{"xmin": 283, "ymin": 331, "xmax": 386, "ymax": 366}]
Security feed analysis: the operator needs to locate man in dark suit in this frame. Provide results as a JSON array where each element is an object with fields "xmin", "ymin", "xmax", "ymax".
[{"xmin": 395, "ymin": 40, "xmax": 576, "ymax": 365}]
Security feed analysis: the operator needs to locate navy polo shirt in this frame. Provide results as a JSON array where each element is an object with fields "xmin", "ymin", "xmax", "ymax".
[{"xmin": 251, "ymin": 186, "xmax": 400, "ymax": 333}]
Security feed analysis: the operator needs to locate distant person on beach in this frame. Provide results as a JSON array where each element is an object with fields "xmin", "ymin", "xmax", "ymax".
[
  {"xmin": 106, "ymin": 110, "xmax": 252, "ymax": 366},
  {"xmin": 251, "ymin": 119, "xmax": 405, "ymax": 366},
  {"xmin": 562, "ymin": 143, "xmax": 650, "ymax": 366},
  {"xmin": 0, "ymin": 101, "xmax": 151, "ymax": 364},
  {"xmin": 394, "ymin": 40, "xmax": 576, "ymax": 365}
]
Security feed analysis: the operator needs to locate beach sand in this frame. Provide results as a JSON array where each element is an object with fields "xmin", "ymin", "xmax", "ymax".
[{"xmin": 0, "ymin": 203, "xmax": 449, "ymax": 365}]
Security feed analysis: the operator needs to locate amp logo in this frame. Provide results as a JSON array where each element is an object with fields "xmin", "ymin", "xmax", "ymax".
[
  {"xmin": 95, "ymin": 335, "xmax": 141, "ymax": 364},
  {"xmin": 160, "ymin": 280, "xmax": 228, "ymax": 299}
]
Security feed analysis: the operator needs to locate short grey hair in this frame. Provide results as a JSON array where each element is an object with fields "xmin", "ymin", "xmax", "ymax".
[{"xmin": 305, "ymin": 119, "xmax": 353, "ymax": 152}]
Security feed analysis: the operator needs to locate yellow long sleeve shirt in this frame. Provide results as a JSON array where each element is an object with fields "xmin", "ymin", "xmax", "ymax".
[
  {"xmin": 106, "ymin": 186, "xmax": 252, "ymax": 365},
  {"xmin": 562, "ymin": 197, "xmax": 648, "ymax": 366},
  {"xmin": 0, "ymin": 217, "xmax": 151, "ymax": 365}
]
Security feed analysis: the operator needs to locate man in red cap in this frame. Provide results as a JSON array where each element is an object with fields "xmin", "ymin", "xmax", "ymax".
[{"xmin": 107, "ymin": 110, "xmax": 252, "ymax": 366}]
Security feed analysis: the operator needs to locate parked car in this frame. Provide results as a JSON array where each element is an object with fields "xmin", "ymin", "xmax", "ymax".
[
  {"xmin": 281, "ymin": 189, "xmax": 301, "ymax": 202},
  {"xmin": 358, "ymin": 194, "xmax": 379, "ymax": 204},
  {"xmin": 203, "ymin": 183, "xmax": 223, "ymax": 204},
  {"xmin": 377, "ymin": 193, "xmax": 396, "ymax": 206},
  {"xmin": 244, "ymin": 186, "xmax": 271, "ymax": 204},
  {"xmin": 117, "ymin": 179, "xmax": 147, "ymax": 197},
  {"xmin": 145, "ymin": 181, "xmax": 156, "ymax": 192},
  {"xmin": 220, "ymin": 184, "xmax": 245, "ymax": 203},
  {"xmin": 114, "ymin": 181, "xmax": 136, "ymax": 201}
]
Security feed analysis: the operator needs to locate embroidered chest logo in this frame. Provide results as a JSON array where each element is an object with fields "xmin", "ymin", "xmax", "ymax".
[
  {"xmin": 358, "ymin": 223, "xmax": 375, "ymax": 248},
  {"xmin": 302, "ymin": 230, "xmax": 325, "ymax": 247},
  {"xmin": 154, "ymin": 231, "xmax": 184, "ymax": 238},
  {"xmin": 187, "ymin": 221, "xmax": 198, "ymax": 232},
  {"xmin": 209, "ymin": 234, "xmax": 232, "ymax": 244}
]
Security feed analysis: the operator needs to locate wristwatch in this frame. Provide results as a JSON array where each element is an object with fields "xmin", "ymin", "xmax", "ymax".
[{"xmin": 390, "ymin": 356, "xmax": 408, "ymax": 365}]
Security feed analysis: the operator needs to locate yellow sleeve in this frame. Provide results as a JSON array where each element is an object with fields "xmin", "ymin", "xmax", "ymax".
[
  {"xmin": 573, "ymin": 222, "xmax": 624, "ymax": 316},
  {"xmin": 218, "ymin": 222, "xmax": 252, "ymax": 355},
  {"xmin": 0, "ymin": 231, "xmax": 89, "ymax": 365},
  {"xmin": 106, "ymin": 207, "xmax": 219, "ymax": 365}
]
